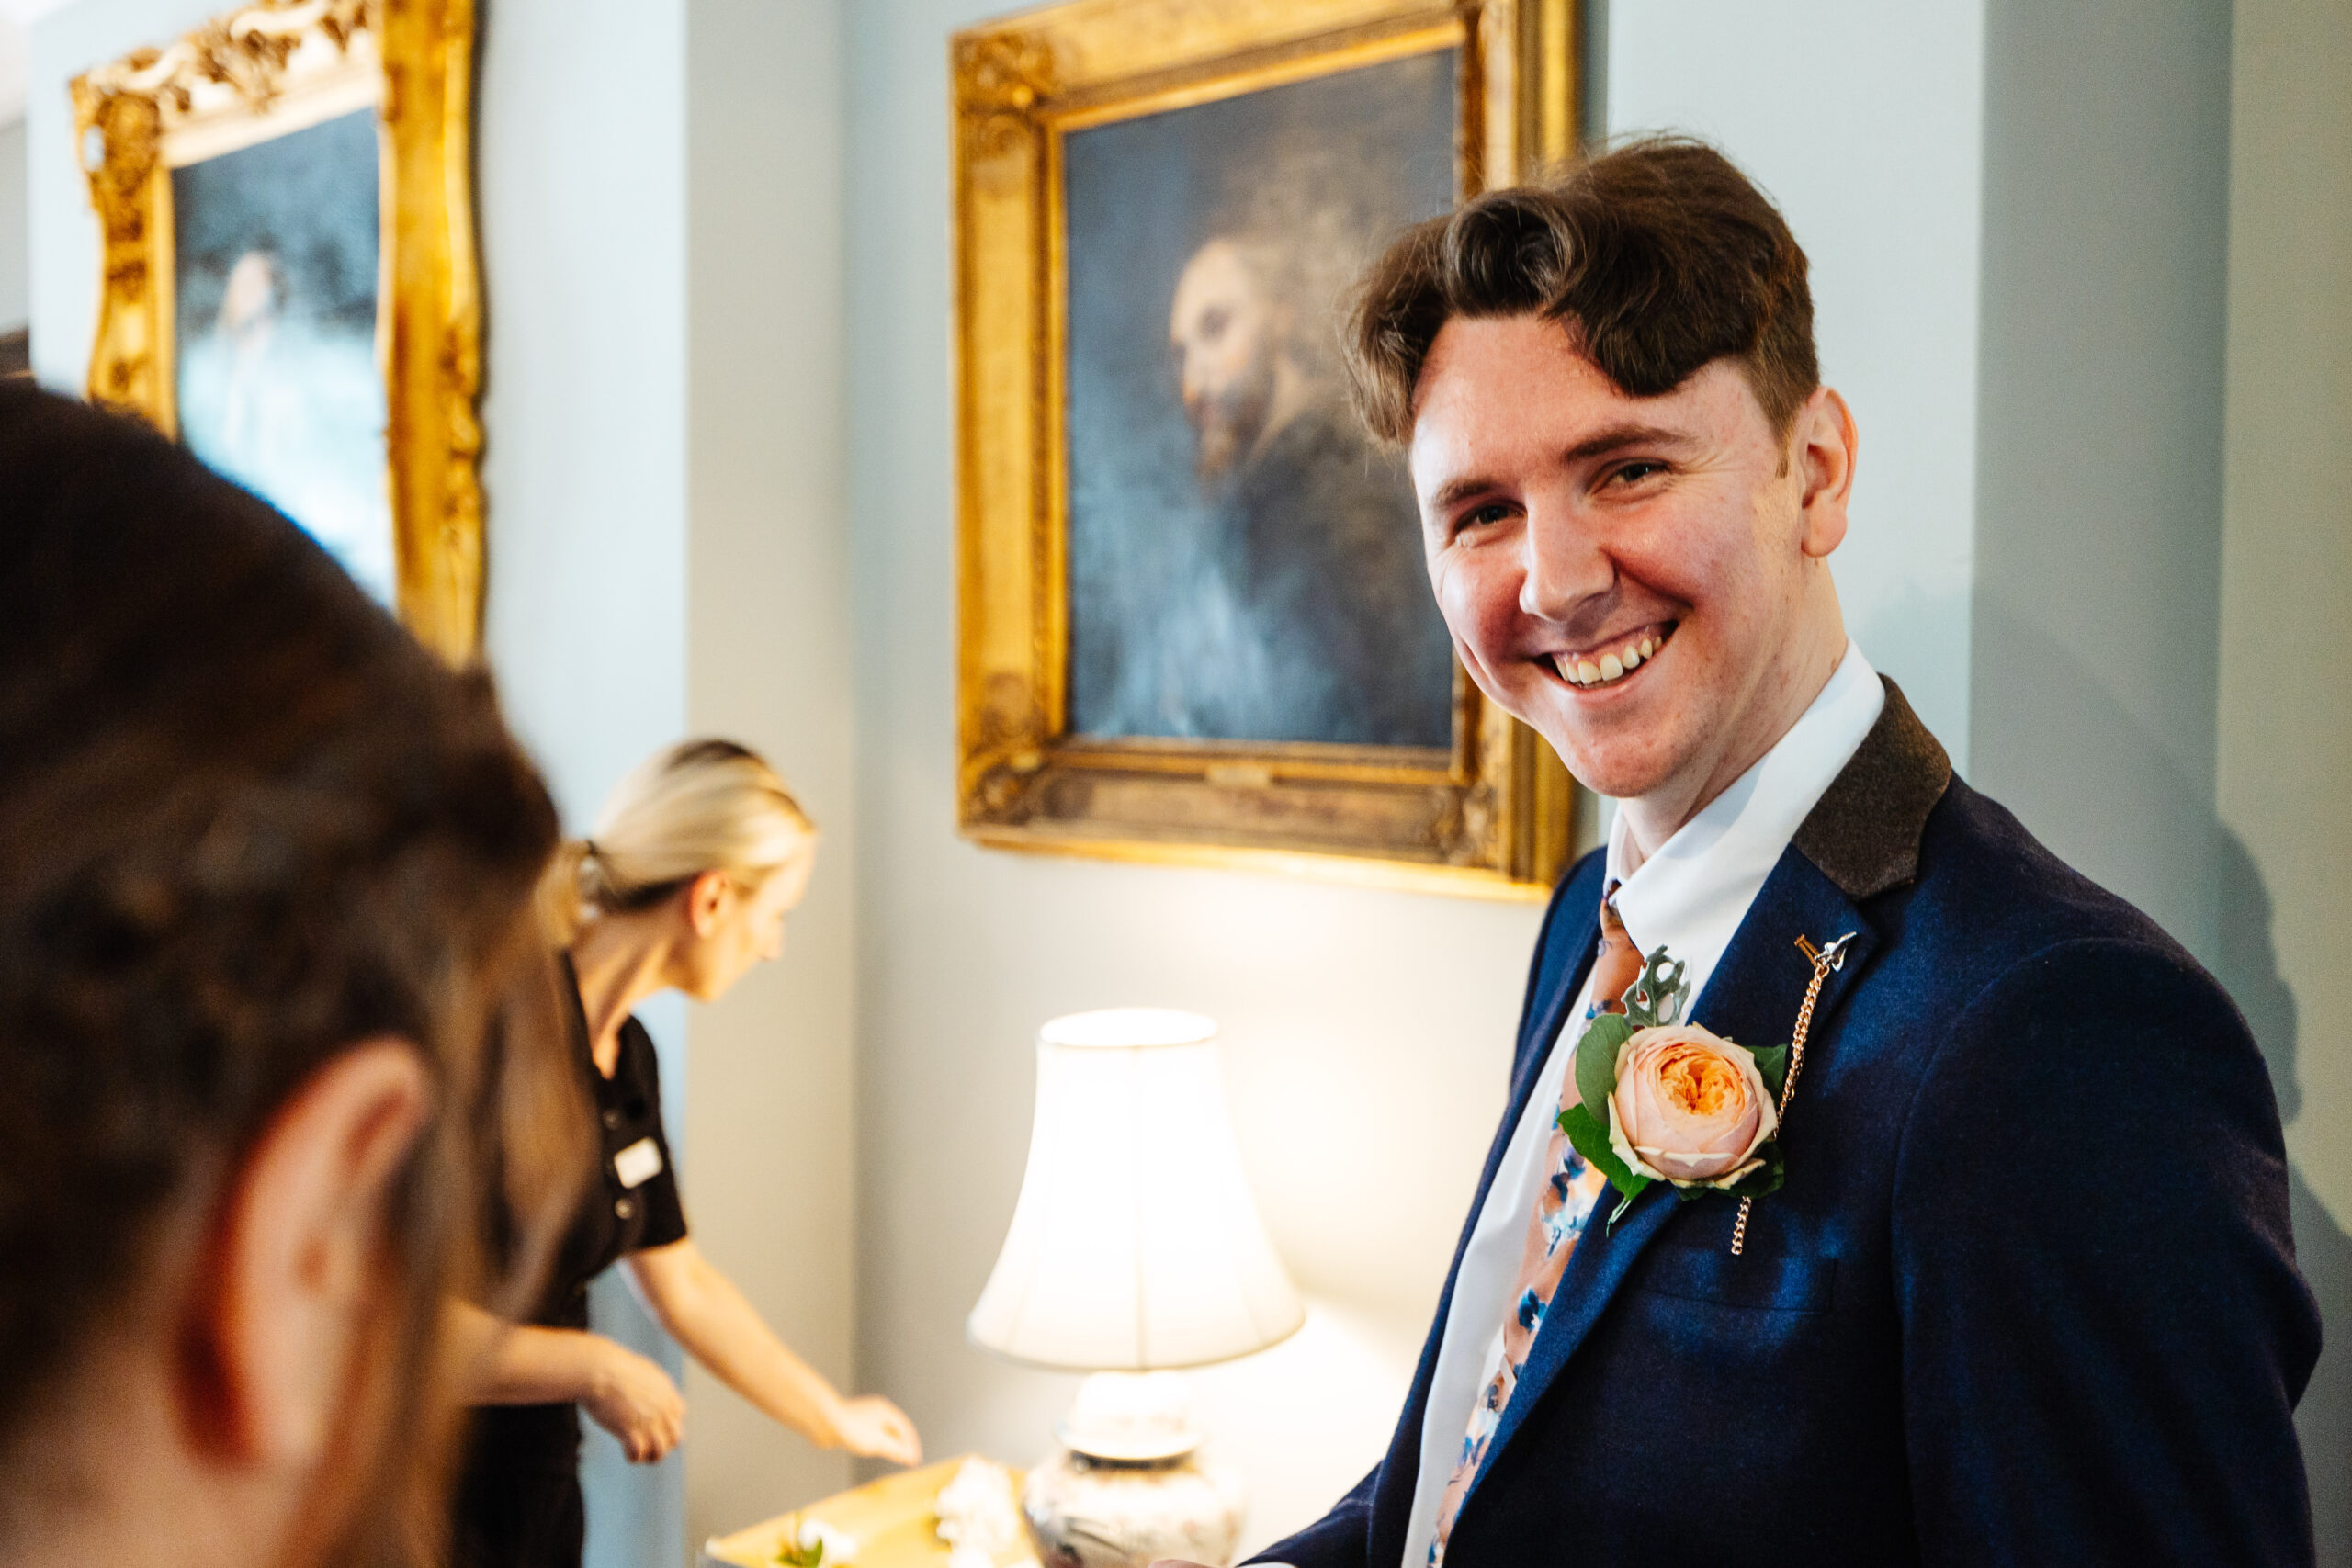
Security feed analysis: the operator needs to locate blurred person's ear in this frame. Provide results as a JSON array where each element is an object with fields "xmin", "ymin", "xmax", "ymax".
[
  {"xmin": 187, "ymin": 1041, "xmax": 434, "ymax": 1468},
  {"xmin": 686, "ymin": 868, "xmax": 734, "ymax": 940}
]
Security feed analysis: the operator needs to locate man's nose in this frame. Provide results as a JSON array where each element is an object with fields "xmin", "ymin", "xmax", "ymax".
[{"xmin": 1518, "ymin": 501, "xmax": 1611, "ymax": 622}]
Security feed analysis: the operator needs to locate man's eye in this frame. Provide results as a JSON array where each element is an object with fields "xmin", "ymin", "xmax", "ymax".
[
  {"xmin": 1608, "ymin": 461, "xmax": 1668, "ymax": 487},
  {"xmin": 1459, "ymin": 502, "xmax": 1515, "ymax": 533}
]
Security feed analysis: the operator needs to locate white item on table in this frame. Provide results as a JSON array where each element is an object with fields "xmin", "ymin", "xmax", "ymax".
[
  {"xmin": 933, "ymin": 1456, "xmax": 1024, "ymax": 1558},
  {"xmin": 794, "ymin": 1517, "xmax": 859, "ymax": 1564}
]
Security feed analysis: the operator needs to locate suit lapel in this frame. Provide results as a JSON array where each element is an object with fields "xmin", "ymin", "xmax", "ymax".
[
  {"xmin": 1367, "ymin": 856, "xmax": 1605, "ymax": 1566},
  {"xmin": 1485, "ymin": 853, "xmax": 1610, "ymax": 1244},
  {"xmin": 1467, "ymin": 846, "xmax": 1878, "ymax": 1498}
]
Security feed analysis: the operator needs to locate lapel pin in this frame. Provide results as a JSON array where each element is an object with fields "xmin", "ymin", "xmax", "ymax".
[
  {"xmin": 1793, "ymin": 931, "xmax": 1858, "ymax": 973},
  {"xmin": 1729, "ymin": 930, "xmax": 1860, "ymax": 1256}
]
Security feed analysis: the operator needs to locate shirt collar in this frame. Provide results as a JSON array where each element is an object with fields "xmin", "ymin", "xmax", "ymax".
[{"xmin": 1601, "ymin": 641, "xmax": 1885, "ymax": 1014}]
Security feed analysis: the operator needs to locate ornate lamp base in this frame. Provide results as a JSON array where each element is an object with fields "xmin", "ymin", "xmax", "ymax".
[
  {"xmin": 1022, "ymin": 1446, "xmax": 1246, "ymax": 1568},
  {"xmin": 1019, "ymin": 1371, "xmax": 1246, "ymax": 1568}
]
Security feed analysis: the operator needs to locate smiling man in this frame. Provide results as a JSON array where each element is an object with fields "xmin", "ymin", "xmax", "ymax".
[{"xmin": 1232, "ymin": 139, "xmax": 2322, "ymax": 1568}]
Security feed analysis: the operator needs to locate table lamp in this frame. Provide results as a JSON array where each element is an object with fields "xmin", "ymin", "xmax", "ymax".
[{"xmin": 968, "ymin": 1008, "xmax": 1305, "ymax": 1568}]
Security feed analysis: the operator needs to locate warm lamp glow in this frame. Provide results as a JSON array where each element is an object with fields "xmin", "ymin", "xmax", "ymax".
[{"xmin": 967, "ymin": 1008, "xmax": 1305, "ymax": 1372}]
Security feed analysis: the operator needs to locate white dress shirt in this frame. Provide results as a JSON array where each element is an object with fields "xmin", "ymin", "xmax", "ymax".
[{"xmin": 1399, "ymin": 642, "xmax": 1885, "ymax": 1568}]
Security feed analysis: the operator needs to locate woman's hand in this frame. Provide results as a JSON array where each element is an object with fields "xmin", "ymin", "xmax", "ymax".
[
  {"xmin": 582, "ymin": 1337, "xmax": 686, "ymax": 1463},
  {"xmin": 628, "ymin": 1241, "xmax": 926, "ymax": 1466},
  {"xmin": 827, "ymin": 1394, "xmax": 922, "ymax": 1466}
]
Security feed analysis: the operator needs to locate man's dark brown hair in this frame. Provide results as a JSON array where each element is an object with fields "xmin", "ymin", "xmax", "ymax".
[
  {"xmin": 1344, "ymin": 136, "xmax": 1818, "ymax": 444},
  {"xmin": 0, "ymin": 384, "xmax": 585, "ymax": 1567}
]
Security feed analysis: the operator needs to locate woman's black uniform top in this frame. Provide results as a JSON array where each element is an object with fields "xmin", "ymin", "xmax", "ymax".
[{"xmin": 463, "ymin": 954, "xmax": 688, "ymax": 1473}]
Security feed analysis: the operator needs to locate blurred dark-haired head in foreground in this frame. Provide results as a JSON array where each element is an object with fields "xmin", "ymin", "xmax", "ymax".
[{"xmin": 0, "ymin": 383, "xmax": 588, "ymax": 1568}]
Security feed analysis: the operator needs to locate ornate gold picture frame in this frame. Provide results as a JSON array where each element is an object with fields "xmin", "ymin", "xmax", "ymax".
[
  {"xmin": 954, "ymin": 0, "xmax": 1581, "ymax": 898},
  {"xmin": 74, "ymin": 0, "xmax": 483, "ymax": 661}
]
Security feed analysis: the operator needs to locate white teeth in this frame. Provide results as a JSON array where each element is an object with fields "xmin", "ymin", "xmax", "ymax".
[{"xmin": 1557, "ymin": 631, "xmax": 1670, "ymax": 688}]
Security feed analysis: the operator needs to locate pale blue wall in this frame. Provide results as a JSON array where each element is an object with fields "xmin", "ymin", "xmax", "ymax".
[
  {"xmin": 1972, "ymin": 0, "xmax": 2235, "ymax": 971},
  {"xmin": 679, "ymin": 0, "xmax": 862, "ymax": 1546}
]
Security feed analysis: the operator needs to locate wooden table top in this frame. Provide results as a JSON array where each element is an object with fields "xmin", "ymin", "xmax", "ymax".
[{"xmin": 699, "ymin": 1456, "xmax": 1034, "ymax": 1568}]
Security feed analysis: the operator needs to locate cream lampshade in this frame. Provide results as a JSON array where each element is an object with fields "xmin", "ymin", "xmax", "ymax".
[
  {"xmin": 968, "ymin": 1008, "xmax": 1304, "ymax": 1567},
  {"xmin": 969, "ymin": 1006, "xmax": 1304, "ymax": 1371}
]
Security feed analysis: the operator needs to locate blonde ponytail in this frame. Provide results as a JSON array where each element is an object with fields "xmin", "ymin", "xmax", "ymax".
[
  {"xmin": 542, "ymin": 739, "xmax": 814, "ymax": 947},
  {"xmin": 535, "ymin": 838, "xmax": 596, "ymax": 947}
]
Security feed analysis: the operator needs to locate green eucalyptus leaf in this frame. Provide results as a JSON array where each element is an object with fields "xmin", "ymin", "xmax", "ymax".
[
  {"xmin": 1574, "ymin": 1011, "xmax": 1634, "ymax": 1118},
  {"xmin": 1749, "ymin": 1043, "xmax": 1790, "ymax": 1101},
  {"xmin": 1557, "ymin": 1101, "xmax": 1638, "ymax": 1194}
]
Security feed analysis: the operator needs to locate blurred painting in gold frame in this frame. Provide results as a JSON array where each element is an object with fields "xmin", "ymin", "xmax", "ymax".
[
  {"xmin": 74, "ymin": 0, "xmax": 483, "ymax": 661},
  {"xmin": 954, "ymin": 0, "xmax": 1582, "ymax": 898}
]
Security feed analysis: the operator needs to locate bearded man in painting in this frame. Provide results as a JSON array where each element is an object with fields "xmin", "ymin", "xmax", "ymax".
[
  {"xmin": 1175, "ymin": 138, "xmax": 2318, "ymax": 1568},
  {"xmin": 1163, "ymin": 231, "xmax": 1453, "ymax": 747}
]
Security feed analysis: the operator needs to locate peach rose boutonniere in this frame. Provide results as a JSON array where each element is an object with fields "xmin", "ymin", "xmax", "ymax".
[{"xmin": 1556, "ymin": 947, "xmax": 1791, "ymax": 1227}]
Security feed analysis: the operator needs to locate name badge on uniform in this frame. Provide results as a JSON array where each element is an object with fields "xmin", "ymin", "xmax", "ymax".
[{"xmin": 614, "ymin": 1136, "xmax": 663, "ymax": 1190}]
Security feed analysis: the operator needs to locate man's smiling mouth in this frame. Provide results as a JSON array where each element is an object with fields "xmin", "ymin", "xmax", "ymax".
[{"xmin": 1545, "ymin": 621, "xmax": 1677, "ymax": 690}]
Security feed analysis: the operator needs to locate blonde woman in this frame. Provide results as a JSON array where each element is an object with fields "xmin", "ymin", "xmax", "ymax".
[{"xmin": 451, "ymin": 740, "xmax": 920, "ymax": 1568}]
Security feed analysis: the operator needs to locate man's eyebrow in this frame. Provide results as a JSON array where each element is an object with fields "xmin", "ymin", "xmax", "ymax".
[
  {"xmin": 1427, "ymin": 473, "xmax": 1503, "ymax": 514},
  {"xmin": 1559, "ymin": 423, "xmax": 1695, "ymax": 465}
]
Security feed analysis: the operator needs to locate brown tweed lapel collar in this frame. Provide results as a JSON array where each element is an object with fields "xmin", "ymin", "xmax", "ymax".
[{"xmin": 1790, "ymin": 677, "xmax": 1953, "ymax": 902}]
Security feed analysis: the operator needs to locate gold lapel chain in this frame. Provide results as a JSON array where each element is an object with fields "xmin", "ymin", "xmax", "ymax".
[{"xmin": 1729, "ymin": 931, "xmax": 1857, "ymax": 1257}]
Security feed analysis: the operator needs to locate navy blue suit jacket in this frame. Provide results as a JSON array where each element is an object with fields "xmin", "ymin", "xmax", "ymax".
[{"xmin": 1256, "ymin": 682, "xmax": 2320, "ymax": 1568}]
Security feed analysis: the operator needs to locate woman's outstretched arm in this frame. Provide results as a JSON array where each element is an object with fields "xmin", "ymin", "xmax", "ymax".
[
  {"xmin": 623, "ymin": 1239, "xmax": 922, "ymax": 1466},
  {"xmin": 445, "ymin": 1299, "xmax": 685, "ymax": 1462}
]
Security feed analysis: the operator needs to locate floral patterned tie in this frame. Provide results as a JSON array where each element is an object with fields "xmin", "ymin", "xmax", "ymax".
[{"xmin": 1428, "ymin": 885, "xmax": 1644, "ymax": 1563}]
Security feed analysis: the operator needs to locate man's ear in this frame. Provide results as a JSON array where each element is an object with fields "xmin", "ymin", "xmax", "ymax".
[
  {"xmin": 685, "ymin": 869, "xmax": 733, "ymax": 940},
  {"xmin": 186, "ymin": 1041, "xmax": 432, "ymax": 1470},
  {"xmin": 1793, "ymin": 385, "xmax": 1858, "ymax": 558}
]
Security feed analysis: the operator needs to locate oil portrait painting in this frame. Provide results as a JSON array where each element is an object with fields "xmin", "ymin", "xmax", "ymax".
[
  {"xmin": 1063, "ymin": 51, "xmax": 1459, "ymax": 750},
  {"xmin": 173, "ymin": 108, "xmax": 394, "ymax": 607},
  {"xmin": 955, "ymin": 0, "xmax": 1579, "ymax": 893},
  {"xmin": 75, "ymin": 0, "xmax": 484, "ymax": 659}
]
